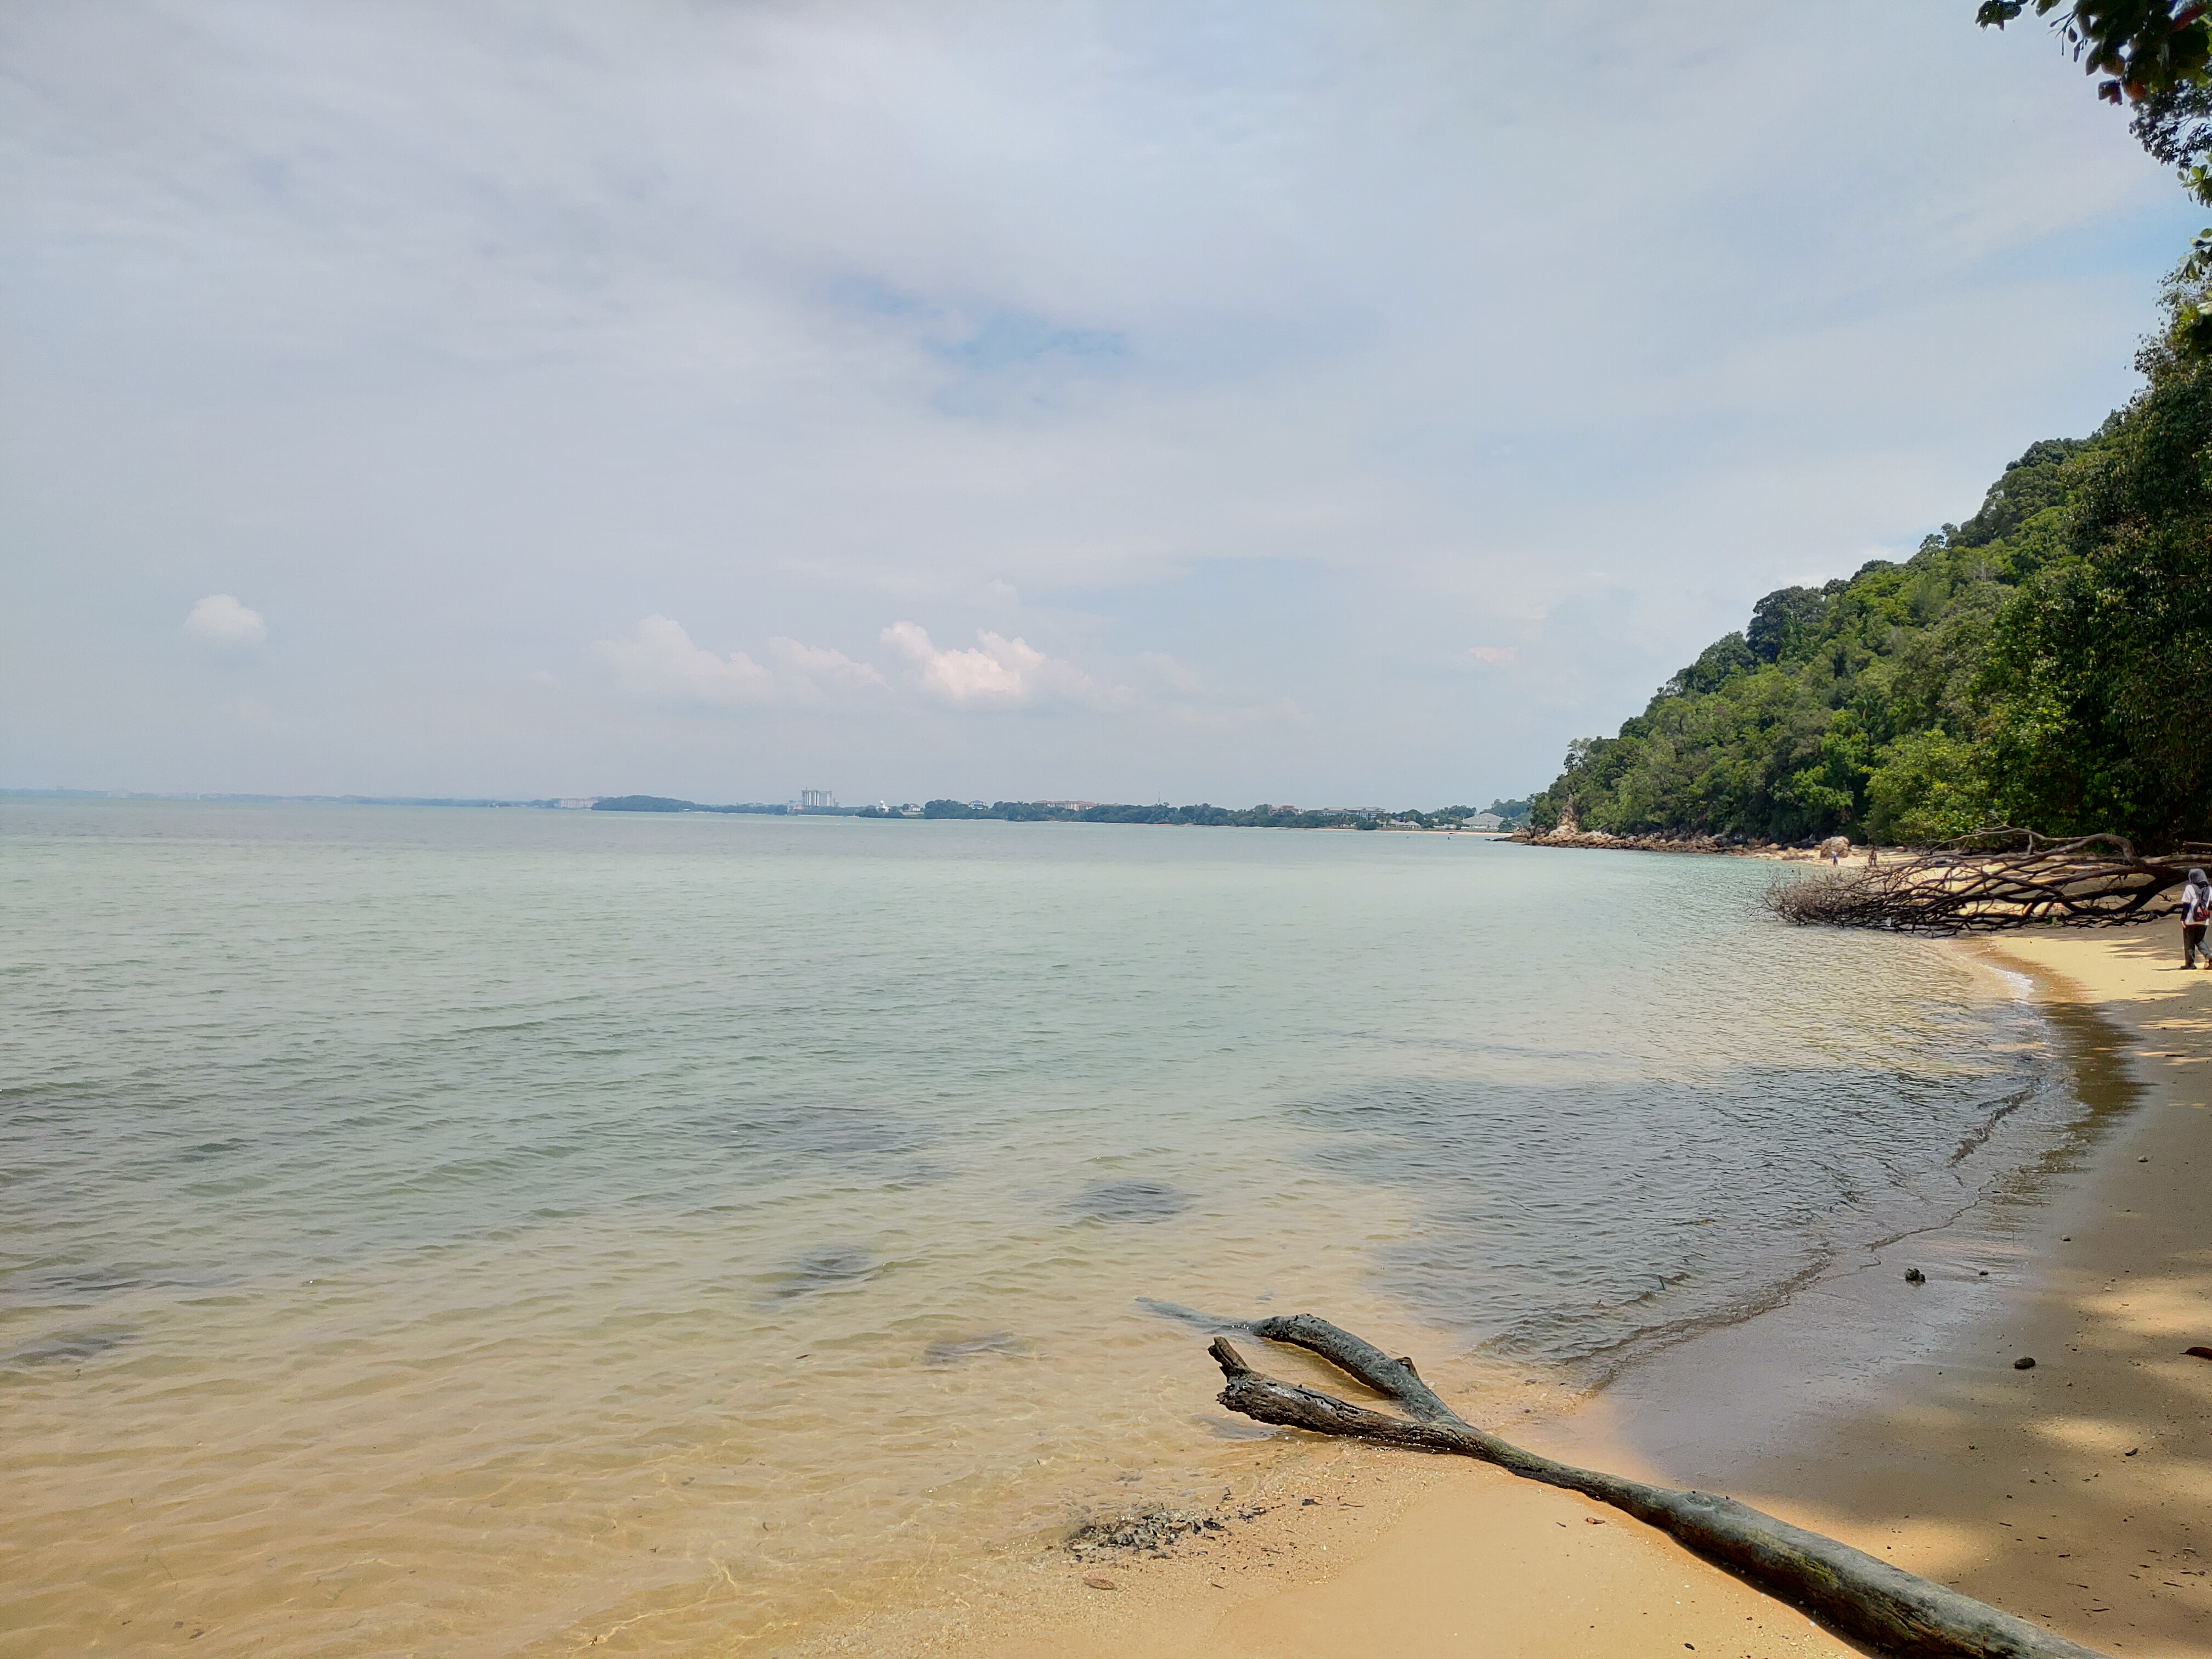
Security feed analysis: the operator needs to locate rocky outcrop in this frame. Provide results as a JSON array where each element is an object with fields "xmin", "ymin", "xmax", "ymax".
[{"xmin": 1513, "ymin": 828, "xmax": 1762, "ymax": 855}]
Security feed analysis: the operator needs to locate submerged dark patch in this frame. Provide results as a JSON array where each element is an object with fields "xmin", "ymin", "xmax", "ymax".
[
  {"xmin": 1073, "ymin": 1180, "xmax": 1189, "ymax": 1222},
  {"xmin": 682, "ymin": 1102, "xmax": 933, "ymax": 1186},
  {"xmin": 923, "ymin": 1330, "xmax": 1019, "ymax": 1364},
  {"xmin": 5, "ymin": 1325, "xmax": 134, "ymax": 1367},
  {"xmin": 761, "ymin": 1246, "xmax": 878, "ymax": 1300},
  {"xmin": 1291, "ymin": 1032, "xmax": 2067, "ymax": 1378},
  {"xmin": 1, "ymin": 1266, "xmax": 149, "ymax": 1307}
]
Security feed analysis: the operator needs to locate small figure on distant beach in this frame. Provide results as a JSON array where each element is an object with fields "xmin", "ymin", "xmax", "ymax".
[
  {"xmin": 2183, "ymin": 866, "xmax": 2211, "ymax": 969},
  {"xmin": 1867, "ymin": 846, "xmax": 1879, "ymax": 868}
]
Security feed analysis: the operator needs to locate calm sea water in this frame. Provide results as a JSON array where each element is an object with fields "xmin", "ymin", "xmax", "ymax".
[{"xmin": 2, "ymin": 800, "xmax": 2076, "ymax": 1655}]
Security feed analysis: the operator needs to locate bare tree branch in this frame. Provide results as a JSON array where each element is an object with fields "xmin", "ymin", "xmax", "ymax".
[{"xmin": 1195, "ymin": 1311, "xmax": 2107, "ymax": 1659}]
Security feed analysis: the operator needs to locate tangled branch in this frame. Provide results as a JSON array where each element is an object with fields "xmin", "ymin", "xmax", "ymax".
[{"xmin": 1764, "ymin": 829, "xmax": 2193, "ymax": 933}]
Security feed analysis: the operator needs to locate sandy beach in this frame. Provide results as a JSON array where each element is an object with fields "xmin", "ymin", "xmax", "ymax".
[{"xmin": 804, "ymin": 922, "xmax": 2211, "ymax": 1658}]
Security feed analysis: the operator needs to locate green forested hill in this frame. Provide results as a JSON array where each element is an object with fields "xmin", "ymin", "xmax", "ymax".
[{"xmin": 1529, "ymin": 331, "xmax": 2211, "ymax": 849}]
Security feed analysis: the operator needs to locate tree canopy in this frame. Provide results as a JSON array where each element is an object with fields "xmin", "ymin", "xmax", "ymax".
[
  {"xmin": 1977, "ymin": 2, "xmax": 2212, "ymax": 105},
  {"xmin": 1529, "ymin": 306, "xmax": 2211, "ymax": 849}
]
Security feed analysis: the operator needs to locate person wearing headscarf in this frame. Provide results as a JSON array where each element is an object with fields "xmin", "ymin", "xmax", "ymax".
[{"xmin": 2182, "ymin": 867, "xmax": 2212, "ymax": 969}]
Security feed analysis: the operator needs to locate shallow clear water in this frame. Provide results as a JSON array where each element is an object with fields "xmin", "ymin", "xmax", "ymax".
[{"xmin": 0, "ymin": 800, "xmax": 2074, "ymax": 1655}]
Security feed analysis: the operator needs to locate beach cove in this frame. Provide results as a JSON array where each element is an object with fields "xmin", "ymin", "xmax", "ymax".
[
  {"xmin": 827, "ymin": 922, "xmax": 2212, "ymax": 1659},
  {"xmin": 4, "ymin": 802, "xmax": 2205, "ymax": 1656}
]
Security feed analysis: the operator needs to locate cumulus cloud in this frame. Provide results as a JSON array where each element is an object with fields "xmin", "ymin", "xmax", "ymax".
[
  {"xmin": 881, "ymin": 620, "xmax": 1108, "ymax": 708},
  {"xmin": 1463, "ymin": 645, "xmax": 1517, "ymax": 666},
  {"xmin": 761, "ymin": 635, "xmax": 891, "ymax": 702},
  {"xmin": 592, "ymin": 614, "xmax": 883, "ymax": 708},
  {"xmin": 183, "ymin": 594, "xmax": 267, "ymax": 647}
]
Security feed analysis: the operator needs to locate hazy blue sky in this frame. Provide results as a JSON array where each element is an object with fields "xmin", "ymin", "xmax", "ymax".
[{"xmin": 2, "ymin": 1, "xmax": 2200, "ymax": 805}]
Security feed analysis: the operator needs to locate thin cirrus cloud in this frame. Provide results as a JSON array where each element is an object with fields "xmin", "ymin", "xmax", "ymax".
[
  {"xmin": 591, "ymin": 615, "xmax": 885, "ymax": 708},
  {"xmin": 183, "ymin": 594, "xmax": 268, "ymax": 648}
]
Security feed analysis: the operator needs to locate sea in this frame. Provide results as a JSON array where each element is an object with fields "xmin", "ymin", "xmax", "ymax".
[{"xmin": 0, "ymin": 798, "xmax": 2089, "ymax": 1655}]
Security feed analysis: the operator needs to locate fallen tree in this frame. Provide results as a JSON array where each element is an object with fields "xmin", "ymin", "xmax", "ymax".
[
  {"xmin": 1764, "ymin": 829, "xmax": 2193, "ymax": 933},
  {"xmin": 1187, "ymin": 1309, "xmax": 2105, "ymax": 1659}
]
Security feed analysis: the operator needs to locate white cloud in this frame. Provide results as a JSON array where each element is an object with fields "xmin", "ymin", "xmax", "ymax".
[
  {"xmin": 1140, "ymin": 651, "xmax": 1206, "ymax": 695},
  {"xmin": 761, "ymin": 635, "xmax": 890, "ymax": 703},
  {"xmin": 4, "ymin": 2, "xmax": 2199, "ymax": 802},
  {"xmin": 594, "ymin": 614, "xmax": 774, "ymax": 706},
  {"xmin": 591, "ymin": 614, "xmax": 885, "ymax": 708},
  {"xmin": 881, "ymin": 620, "xmax": 1108, "ymax": 708},
  {"xmin": 183, "ymin": 594, "xmax": 267, "ymax": 647},
  {"xmin": 1463, "ymin": 645, "xmax": 1517, "ymax": 666}
]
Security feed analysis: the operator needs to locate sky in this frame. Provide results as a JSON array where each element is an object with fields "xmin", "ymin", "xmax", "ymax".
[{"xmin": 2, "ymin": 0, "xmax": 2202, "ymax": 808}]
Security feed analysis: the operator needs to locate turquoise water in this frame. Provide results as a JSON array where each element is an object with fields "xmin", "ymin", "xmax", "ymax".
[{"xmin": 0, "ymin": 800, "xmax": 2072, "ymax": 1655}]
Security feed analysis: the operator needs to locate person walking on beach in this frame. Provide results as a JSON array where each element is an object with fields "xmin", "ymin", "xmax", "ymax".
[{"xmin": 2183, "ymin": 866, "xmax": 2212, "ymax": 968}]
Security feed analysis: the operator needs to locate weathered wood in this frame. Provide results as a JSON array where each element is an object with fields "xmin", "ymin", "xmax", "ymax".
[
  {"xmin": 1765, "ymin": 828, "xmax": 2188, "ymax": 934},
  {"xmin": 1199, "ymin": 1312, "xmax": 2106, "ymax": 1659}
]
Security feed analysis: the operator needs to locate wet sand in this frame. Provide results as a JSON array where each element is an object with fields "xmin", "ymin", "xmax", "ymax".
[{"xmin": 810, "ymin": 922, "xmax": 2210, "ymax": 1658}]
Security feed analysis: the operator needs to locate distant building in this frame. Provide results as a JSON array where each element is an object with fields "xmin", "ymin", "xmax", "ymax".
[
  {"xmin": 555, "ymin": 798, "xmax": 596, "ymax": 810},
  {"xmin": 1463, "ymin": 811, "xmax": 1505, "ymax": 831},
  {"xmin": 798, "ymin": 788, "xmax": 834, "ymax": 809}
]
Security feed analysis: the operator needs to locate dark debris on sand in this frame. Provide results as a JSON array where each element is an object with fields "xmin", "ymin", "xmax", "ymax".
[{"xmin": 1065, "ymin": 1504, "xmax": 1244, "ymax": 1559}]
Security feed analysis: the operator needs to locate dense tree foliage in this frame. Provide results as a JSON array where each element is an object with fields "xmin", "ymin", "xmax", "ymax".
[
  {"xmin": 1530, "ymin": 323, "xmax": 2211, "ymax": 848},
  {"xmin": 1980, "ymin": 328, "xmax": 2212, "ymax": 840}
]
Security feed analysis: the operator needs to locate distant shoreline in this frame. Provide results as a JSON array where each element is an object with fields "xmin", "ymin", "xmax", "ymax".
[{"xmin": 1, "ymin": 789, "xmax": 1530, "ymax": 834}]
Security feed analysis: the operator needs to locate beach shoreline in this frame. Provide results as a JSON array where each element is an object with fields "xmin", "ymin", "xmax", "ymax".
[{"xmin": 802, "ymin": 923, "xmax": 2211, "ymax": 1658}]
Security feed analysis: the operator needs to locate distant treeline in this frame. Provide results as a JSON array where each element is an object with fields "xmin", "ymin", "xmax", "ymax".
[
  {"xmin": 593, "ymin": 795, "xmax": 1536, "ymax": 830},
  {"xmin": 907, "ymin": 800, "xmax": 1418, "ymax": 828},
  {"xmin": 1531, "ymin": 305, "xmax": 2210, "ymax": 850},
  {"xmin": 3, "ymin": 790, "xmax": 563, "ymax": 808}
]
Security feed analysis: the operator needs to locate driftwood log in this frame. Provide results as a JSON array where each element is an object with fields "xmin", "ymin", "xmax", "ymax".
[
  {"xmin": 1192, "ymin": 1310, "xmax": 2105, "ymax": 1659},
  {"xmin": 1765, "ymin": 829, "xmax": 2191, "ymax": 934}
]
